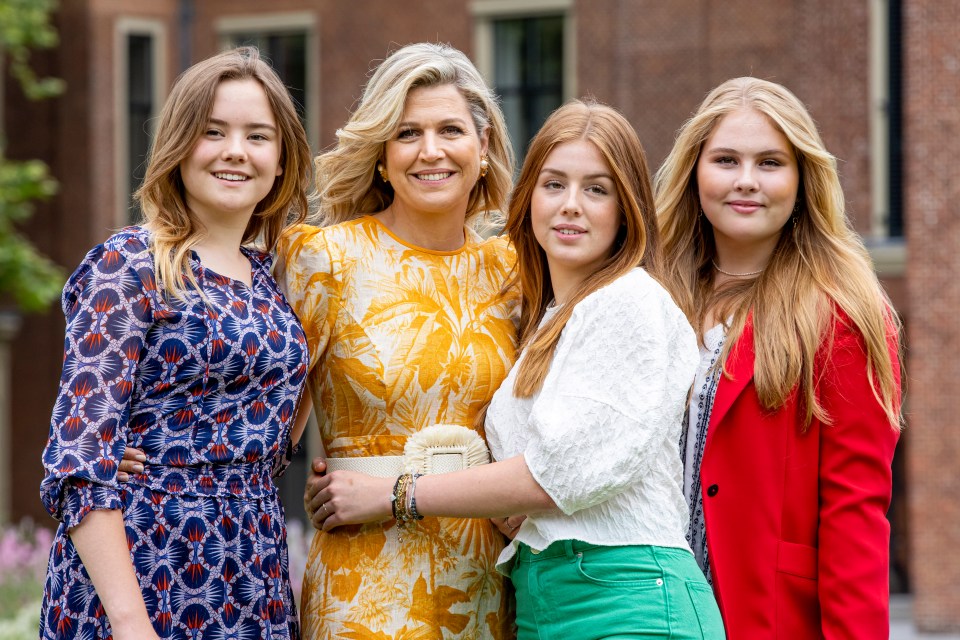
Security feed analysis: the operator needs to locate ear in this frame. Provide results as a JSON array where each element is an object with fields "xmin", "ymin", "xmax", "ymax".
[{"xmin": 479, "ymin": 125, "xmax": 490, "ymax": 158}]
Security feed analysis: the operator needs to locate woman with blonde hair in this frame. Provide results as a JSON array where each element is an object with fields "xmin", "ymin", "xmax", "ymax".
[
  {"xmin": 655, "ymin": 76, "xmax": 902, "ymax": 638},
  {"xmin": 274, "ymin": 42, "xmax": 518, "ymax": 637},
  {"xmin": 310, "ymin": 99, "xmax": 725, "ymax": 639},
  {"xmin": 40, "ymin": 46, "xmax": 312, "ymax": 640}
]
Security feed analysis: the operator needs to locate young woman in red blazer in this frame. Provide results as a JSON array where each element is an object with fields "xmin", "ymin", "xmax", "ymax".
[{"xmin": 654, "ymin": 77, "xmax": 903, "ymax": 638}]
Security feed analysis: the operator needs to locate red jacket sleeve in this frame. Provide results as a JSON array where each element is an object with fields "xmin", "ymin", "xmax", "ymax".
[{"xmin": 816, "ymin": 321, "xmax": 901, "ymax": 638}]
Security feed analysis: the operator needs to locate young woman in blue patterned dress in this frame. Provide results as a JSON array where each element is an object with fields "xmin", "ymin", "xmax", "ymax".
[{"xmin": 39, "ymin": 47, "xmax": 312, "ymax": 640}]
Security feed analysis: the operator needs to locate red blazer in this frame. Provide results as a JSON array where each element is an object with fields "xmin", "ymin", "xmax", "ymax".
[{"xmin": 701, "ymin": 316, "xmax": 900, "ymax": 639}]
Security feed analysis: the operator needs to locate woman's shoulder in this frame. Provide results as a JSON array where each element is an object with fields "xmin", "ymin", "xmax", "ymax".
[
  {"xmin": 80, "ymin": 226, "xmax": 154, "ymax": 274},
  {"xmin": 100, "ymin": 225, "xmax": 151, "ymax": 253},
  {"xmin": 822, "ymin": 301, "xmax": 900, "ymax": 356},
  {"xmin": 279, "ymin": 219, "xmax": 377, "ymax": 257},
  {"xmin": 469, "ymin": 230, "xmax": 515, "ymax": 265},
  {"xmin": 570, "ymin": 269, "xmax": 693, "ymax": 336},
  {"xmin": 581, "ymin": 268, "xmax": 674, "ymax": 310},
  {"xmin": 64, "ymin": 227, "xmax": 155, "ymax": 314}
]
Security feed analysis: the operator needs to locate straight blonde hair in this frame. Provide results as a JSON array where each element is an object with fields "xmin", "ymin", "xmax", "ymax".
[
  {"xmin": 136, "ymin": 46, "xmax": 311, "ymax": 302},
  {"xmin": 314, "ymin": 42, "xmax": 513, "ymax": 226},
  {"xmin": 655, "ymin": 77, "xmax": 901, "ymax": 428},
  {"xmin": 506, "ymin": 99, "xmax": 661, "ymax": 397}
]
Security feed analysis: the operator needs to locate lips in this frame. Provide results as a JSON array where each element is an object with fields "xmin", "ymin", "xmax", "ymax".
[{"xmin": 727, "ymin": 200, "xmax": 762, "ymax": 213}]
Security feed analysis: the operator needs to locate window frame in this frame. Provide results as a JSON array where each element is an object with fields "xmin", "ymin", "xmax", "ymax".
[
  {"xmin": 114, "ymin": 18, "xmax": 167, "ymax": 227},
  {"xmin": 472, "ymin": 0, "xmax": 575, "ymax": 158},
  {"xmin": 868, "ymin": 0, "xmax": 905, "ymax": 275}
]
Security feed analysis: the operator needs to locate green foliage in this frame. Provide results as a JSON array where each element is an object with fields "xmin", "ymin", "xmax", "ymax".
[
  {"xmin": 0, "ymin": 158, "xmax": 62, "ymax": 311},
  {"xmin": 0, "ymin": 0, "xmax": 65, "ymax": 312},
  {"xmin": 0, "ymin": 0, "xmax": 65, "ymax": 99}
]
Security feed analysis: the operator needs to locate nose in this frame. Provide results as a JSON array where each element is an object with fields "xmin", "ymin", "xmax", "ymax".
[
  {"xmin": 561, "ymin": 188, "xmax": 582, "ymax": 216},
  {"xmin": 222, "ymin": 133, "xmax": 248, "ymax": 162},
  {"xmin": 419, "ymin": 130, "xmax": 444, "ymax": 162},
  {"xmin": 734, "ymin": 164, "xmax": 758, "ymax": 191}
]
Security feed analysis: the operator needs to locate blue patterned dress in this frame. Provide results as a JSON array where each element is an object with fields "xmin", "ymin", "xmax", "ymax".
[{"xmin": 39, "ymin": 227, "xmax": 307, "ymax": 640}]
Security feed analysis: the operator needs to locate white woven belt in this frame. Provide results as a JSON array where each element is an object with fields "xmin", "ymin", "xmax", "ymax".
[{"xmin": 325, "ymin": 424, "xmax": 490, "ymax": 477}]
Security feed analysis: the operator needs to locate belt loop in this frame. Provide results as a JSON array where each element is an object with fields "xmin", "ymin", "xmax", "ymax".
[{"xmin": 563, "ymin": 539, "xmax": 577, "ymax": 560}]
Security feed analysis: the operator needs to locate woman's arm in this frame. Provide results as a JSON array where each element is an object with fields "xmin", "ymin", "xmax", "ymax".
[
  {"xmin": 41, "ymin": 239, "xmax": 151, "ymax": 527},
  {"xmin": 69, "ymin": 510, "xmax": 161, "ymax": 640},
  {"xmin": 314, "ymin": 455, "xmax": 555, "ymax": 531},
  {"xmin": 816, "ymin": 323, "xmax": 901, "ymax": 638}
]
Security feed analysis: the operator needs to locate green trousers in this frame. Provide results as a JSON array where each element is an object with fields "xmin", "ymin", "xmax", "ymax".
[{"xmin": 510, "ymin": 540, "xmax": 725, "ymax": 639}]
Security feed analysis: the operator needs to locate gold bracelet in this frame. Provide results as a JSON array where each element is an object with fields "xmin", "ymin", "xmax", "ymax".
[{"xmin": 391, "ymin": 473, "xmax": 413, "ymax": 542}]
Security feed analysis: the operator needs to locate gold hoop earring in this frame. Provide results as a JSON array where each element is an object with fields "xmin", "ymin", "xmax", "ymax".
[
  {"xmin": 377, "ymin": 163, "xmax": 389, "ymax": 183},
  {"xmin": 479, "ymin": 156, "xmax": 489, "ymax": 178}
]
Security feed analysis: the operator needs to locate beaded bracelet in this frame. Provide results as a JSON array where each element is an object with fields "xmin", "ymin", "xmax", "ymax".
[{"xmin": 407, "ymin": 473, "xmax": 425, "ymax": 522}]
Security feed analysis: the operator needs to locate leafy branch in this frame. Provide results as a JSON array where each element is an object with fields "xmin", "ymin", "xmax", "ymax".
[{"xmin": 0, "ymin": 0, "xmax": 65, "ymax": 312}]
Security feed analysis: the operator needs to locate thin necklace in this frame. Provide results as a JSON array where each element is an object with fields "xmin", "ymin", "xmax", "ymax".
[{"xmin": 712, "ymin": 260, "xmax": 764, "ymax": 277}]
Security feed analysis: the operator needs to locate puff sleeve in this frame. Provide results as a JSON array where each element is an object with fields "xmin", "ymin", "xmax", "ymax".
[
  {"xmin": 40, "ymin": 237, "xmax": 155, "ymax": 530},
  {"xmin": 274, "ymin": 224, "xmax": 334, "ymax": 371}
]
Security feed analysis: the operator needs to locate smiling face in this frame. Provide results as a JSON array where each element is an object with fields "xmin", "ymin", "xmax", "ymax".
[
  {"xmin": 179, "ymin": 78, "xmax": 282, "ymax": 228},
  {"xmin": 382, "ymin": 83, "xmax": 489, "ymax": 222},
  {"xmin": 531, "ymin": 139, "xmax": 621, "ymax": 302},
  {"xmin": 696, "ymin": 107, "xmax": 800, "ymax": 267}
]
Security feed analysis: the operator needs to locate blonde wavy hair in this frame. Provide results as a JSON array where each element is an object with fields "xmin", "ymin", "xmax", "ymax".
[
  {"xmin": 136, "ymin": 46, "xmax": 311, "ymax": 301},
  {"xmin": 654, "ymin": 76, "xmax": 901, "ymax": 428},
  {"xmin": 506, "ymin": 99, "xmax": 661, "ymax": 397},
  {"xmin": 315, "ymin": 42, "xmax": 513, "ymax": 226}
]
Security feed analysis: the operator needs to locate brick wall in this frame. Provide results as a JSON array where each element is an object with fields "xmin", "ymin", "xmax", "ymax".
[{"xmin": 904, "ymin": 0, "xmax": 960, "ymax": 631}]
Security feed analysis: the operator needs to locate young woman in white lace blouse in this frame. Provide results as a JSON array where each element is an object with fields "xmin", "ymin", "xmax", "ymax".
[{"xmin": 310, "ymin": 100, "xmax": 725, "ymax": 638}]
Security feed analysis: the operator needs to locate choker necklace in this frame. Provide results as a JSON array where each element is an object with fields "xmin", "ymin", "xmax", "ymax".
[{"xmin": 712, "ymin": 261, "xmax": 763, "ymax": 277}]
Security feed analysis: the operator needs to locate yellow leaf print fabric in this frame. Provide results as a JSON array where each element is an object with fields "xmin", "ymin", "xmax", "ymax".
[{"xmin": 274, "ymin": 217, "xmax": 519, "ymax": 639}]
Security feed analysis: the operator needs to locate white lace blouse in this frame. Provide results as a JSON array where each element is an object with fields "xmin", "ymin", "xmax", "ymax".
[{"xmin": 485, "ymin": 268, "xmax": 699, "ymax": 570}]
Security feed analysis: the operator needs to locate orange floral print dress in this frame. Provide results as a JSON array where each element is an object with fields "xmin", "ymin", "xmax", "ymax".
[{"xmin": 274, "ymin": 217, "xmax": 519, "ymax": 639}]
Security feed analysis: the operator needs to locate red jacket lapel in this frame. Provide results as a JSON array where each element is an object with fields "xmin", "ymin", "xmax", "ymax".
[{"xmin": 708, "ymin": 315, "xmax": 756, "ymax": 433}]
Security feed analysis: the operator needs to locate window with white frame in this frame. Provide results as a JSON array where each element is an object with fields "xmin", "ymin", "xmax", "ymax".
[
  {"xmin": 868, "ymin": 0, "xmax": 904, "ymax": 274},
  {"xmin": 115, "ymin": 19, "xmax": 165, "ymax": 226},
  {"xmin": 473, "ymin": 0, "xmax": 573, "ymax": 161}
]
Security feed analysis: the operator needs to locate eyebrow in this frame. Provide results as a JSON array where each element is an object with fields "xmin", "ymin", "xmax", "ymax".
[
  {"xmin": 397, "ymin": 117, "xmax": 470, "ymax": 129},
  {"xmin": 209, "ymin": 117, "xmax": 277, "ymax": 132},
  {"xmin": 704, "ymin": 146, "xmax": 791, "ymax": 157},
  {"xmin": 540, "ymin": 167, "xmax": 614, "ymax": 181}
]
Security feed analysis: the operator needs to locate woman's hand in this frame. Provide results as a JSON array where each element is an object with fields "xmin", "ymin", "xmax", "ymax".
[
  {"xmin": 492, "ymin": 515, "xmax": 527, "ymax": 540},
  {"xmin": 313, "ymin": 470, "xmax": 395, "ymax": 531},
  {"xmin": 117, "ymin": 447, "xmax": 146, "ymax": 482},
  {"xmin": 303, "ymin": 456, "xmax": 328, "ymax": 530}
]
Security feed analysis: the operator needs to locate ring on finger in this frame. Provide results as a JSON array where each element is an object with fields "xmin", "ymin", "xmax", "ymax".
[{"xmin": 321, "ymin": 503, "xmax": 329, "ymax": 514}]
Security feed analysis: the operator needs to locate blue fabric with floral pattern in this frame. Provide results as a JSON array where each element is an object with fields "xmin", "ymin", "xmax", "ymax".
[{"xmin": 39, "ymin": 227, "xmax": 307, "ymax": 640}]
